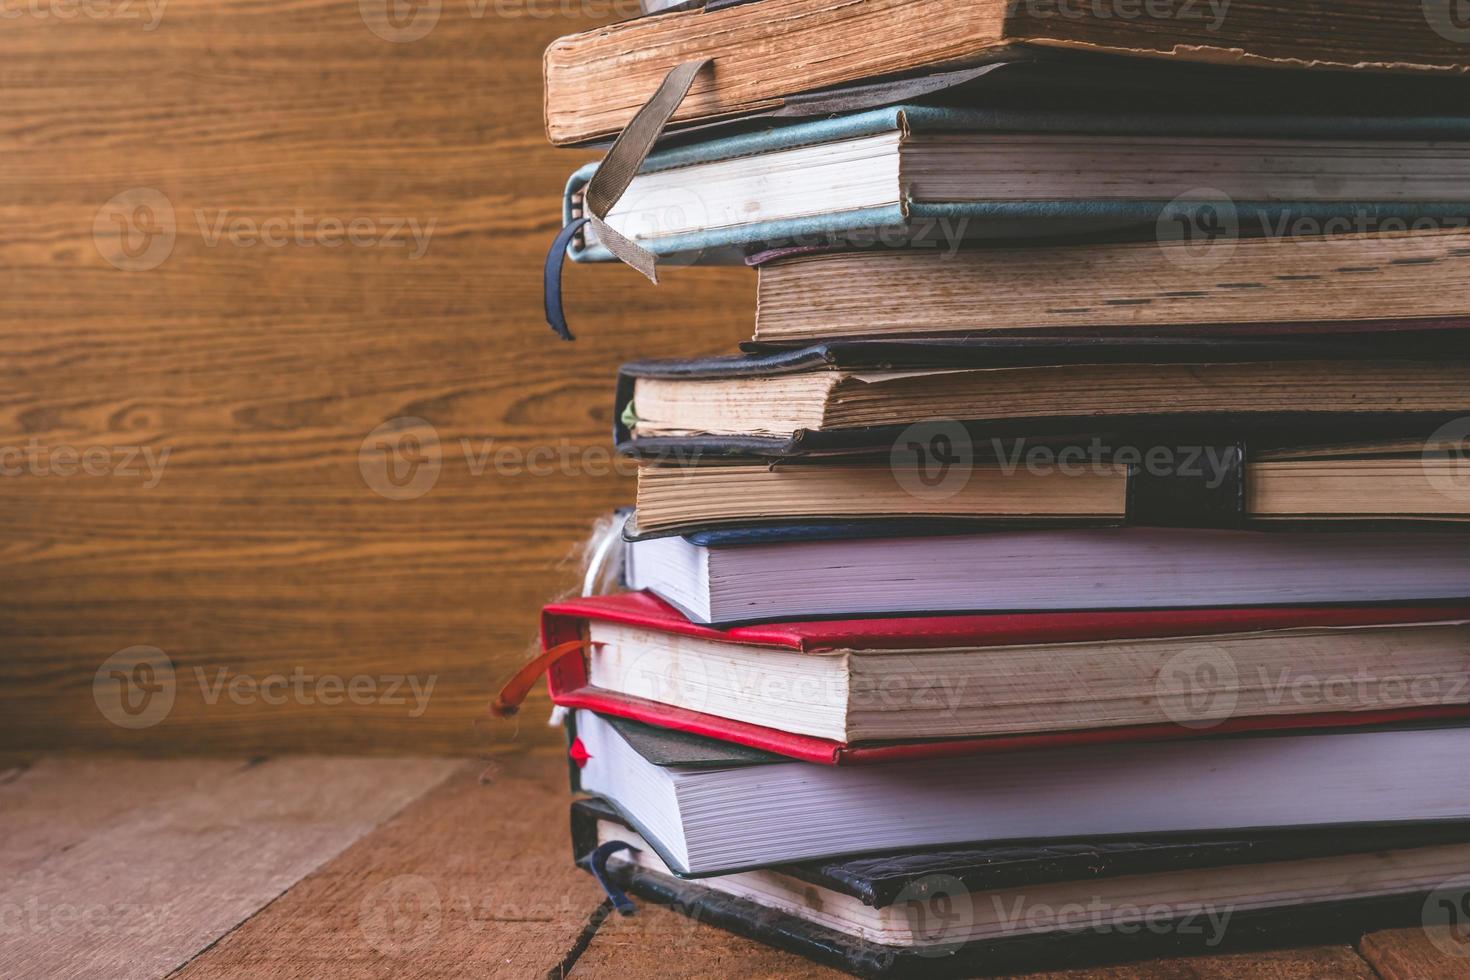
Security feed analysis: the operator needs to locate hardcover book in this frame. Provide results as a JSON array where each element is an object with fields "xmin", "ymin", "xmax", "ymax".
[
  {"xmin": 571, "ymin": 797, "xmax": 1470, "ymax": 977},
  {"xmin": 544, "ymin": 1, "xmax": 1470, "ymax": 145},
  {"xmin": 622, "ymin": 525, "xmax": 1470, "ymax": 623},
  {"xmin": 567, "ymin": 709, "xmax": 1470, "ymax": 874},
  {"xmin": 562, "ymin": 106, "xmax": 1470, "ymax": 263},
  {"xmin": 541, "ymin": 592, "xmax": 1470, "ymax": 762}
]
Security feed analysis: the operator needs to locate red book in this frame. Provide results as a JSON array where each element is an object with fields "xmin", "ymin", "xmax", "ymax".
[{"xmin": 537, "ymin": 592, "xmax": 1470, "ymax": 765}]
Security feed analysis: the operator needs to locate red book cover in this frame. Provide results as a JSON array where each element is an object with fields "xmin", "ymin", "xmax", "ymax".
[{"xmin": 539, "ymin": 591, "xmax": 1470, "ymax": 765}]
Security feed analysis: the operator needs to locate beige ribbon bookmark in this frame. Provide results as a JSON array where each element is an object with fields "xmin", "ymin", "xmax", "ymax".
[
  {"xmin": 583, "ymin": 57, "xmax": 712, "ymax": 283},
  {"xmin": 545, "ymin": 58, "xmax": 712, "ymax": 339}
]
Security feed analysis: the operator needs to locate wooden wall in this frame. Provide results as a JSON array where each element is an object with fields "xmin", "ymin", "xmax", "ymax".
[{"xmin": 0, "ymin": 0, "xmax": 751, "ymax": 755}]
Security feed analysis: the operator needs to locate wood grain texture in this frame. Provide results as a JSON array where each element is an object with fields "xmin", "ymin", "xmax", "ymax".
[
  {"xmin": 0, "ymin": 755, "xmax": 460, "ymax": 979},
  {"xmin": 0, "ymin": 756, "xmax": 243, "ymax": 876},
  {"xmin": 176, "ymin": 749, "xmax": 608, "ymax": 979},
  {"xmin": 1016, "ymin": 945, "xmax": 1379, "ymax": 979},
  {"xmin": 9, "ymin": 752, "xmax": 1393, "ymax": 979},
  {"xmin": 570, "ymin": 898, "xmax": 852, "ymax": 978},
  {"xmin": 573, "ymin": 913, "xmax": 1383, "ymax": 979},
  {"xmin": 1361, "ymin": 925, "xmax": 1470, "ymax": 979},
  {"xmin": 0, "ymin": 0, "xmax": 753, "ymax": 755}
]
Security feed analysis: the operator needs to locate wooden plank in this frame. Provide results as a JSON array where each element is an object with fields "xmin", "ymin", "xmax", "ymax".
[
  {"xmin": 1361, "ymin": 925, "xmax": 1470, "ymax": 979},
  {"xmin": 176, "ymin": 749, "xmax": 608, "ymax": 979},
  {"xmin": 0, "ymin": 756, "xmax": 245, "ymax": 876},
  {"xmin": 572, "ymin": 899, "xmax": 852, "ymax": 978},
  {"xmin": 576, "ymin": 905, "xmax": 1380, "ymax": 979},
  {"xmin": 0, "ymin": 0, "xmax": 753, "ymax": 756},
  {"xmin": 1019, "ymin": 945, "xmax": 1379, "ymax": 979},
  {"xmin": 0, "ymin": 756, "xmax": 460, "ymax": 979}
]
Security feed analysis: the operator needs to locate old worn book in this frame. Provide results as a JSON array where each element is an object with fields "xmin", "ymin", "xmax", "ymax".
[
  {"xmin": 543, "ymin": 0, "xmax": 1470, "ymax": 145},
  {"xmin": 753, "ymin": 229, "xmax": 1470, "ymax": 341},
  {"xmin": 612, "ymin": 336, "xmax": 1470, "ymax": 458},
  {"xmin": 572, "ymin": 797, "xmax": 1470, "ymax": 975},
  {"xmin": 625, "ymin": 360, "xmax": 1470, "ymax": 438},
  {"xmin": 563, "ymin": 105, "xmax": 1470, "ymax": 263},
  {"xmin": 631, "ymin": 455, "xmax": 1470, "ymax": 532}
]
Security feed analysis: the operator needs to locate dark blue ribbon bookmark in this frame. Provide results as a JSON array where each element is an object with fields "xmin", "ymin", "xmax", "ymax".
[
  {"xmin": 544, "ymin": 217, "xmax": 590, "ymax": 341},
  {"xmin": 587, "ymin": 840, "xmax": 639, "ymax": 915}
]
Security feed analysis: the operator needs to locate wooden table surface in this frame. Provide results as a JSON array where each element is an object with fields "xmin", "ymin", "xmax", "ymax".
[{"xmin": 1, "ymin": 751, "xmax": 1460, "ymax": 979}]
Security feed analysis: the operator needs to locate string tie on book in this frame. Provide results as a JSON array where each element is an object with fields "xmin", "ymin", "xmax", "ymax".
[
  {"xmin": 544, "ymin": 57, "xmax": 713, "ymax": 340},
  {"xmin": 587, "ymin": 840, "xmax": 640, "ymax": 915},
  {"xmin": 489, "ymin": 639, "xmax": 587, "ymax": 718}
]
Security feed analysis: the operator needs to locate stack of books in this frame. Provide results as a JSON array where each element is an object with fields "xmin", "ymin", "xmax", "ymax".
[{"xmin": 525, "ymin": 1, "xmax": 1470, "ymax": 973}]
